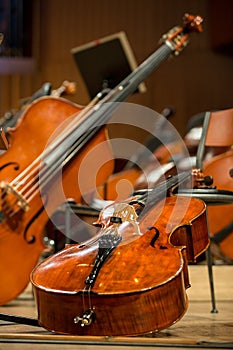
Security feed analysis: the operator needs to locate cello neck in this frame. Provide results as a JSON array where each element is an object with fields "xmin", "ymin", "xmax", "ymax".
[
  {"xmin": 130, "ymin": 172, "xmax": 192, "ymax": 213},
  {"xmin": 43, "ymin": 14, "xmax": 203, "ymax": 170}
]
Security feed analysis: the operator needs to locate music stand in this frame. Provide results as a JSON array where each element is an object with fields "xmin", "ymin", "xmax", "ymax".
[{"xmin": 71, "ymin": 31, "xmax": 146, "ymax": 99}]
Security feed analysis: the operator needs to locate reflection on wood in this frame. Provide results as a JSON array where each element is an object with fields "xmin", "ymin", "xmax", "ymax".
[{"xmin": 0, "ymin": 265, "xmax": 232, "ymax": 349}]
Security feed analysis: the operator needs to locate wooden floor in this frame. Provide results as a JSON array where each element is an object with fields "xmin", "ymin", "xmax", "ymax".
[{"xmin": 0, "ymin": 263, "xmax": 232, "ymax": 350}]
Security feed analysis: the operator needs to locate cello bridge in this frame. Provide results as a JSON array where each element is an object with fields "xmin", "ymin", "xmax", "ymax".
[{"xmin": 0, "ymin": 181, "xmax": 29, "ymax": 212}]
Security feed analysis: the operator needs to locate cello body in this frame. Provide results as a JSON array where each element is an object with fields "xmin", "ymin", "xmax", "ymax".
[
  {"xmin": 0, "ymin": 97, "xmax": 114, "ymax": 305},
  {"xmin": 31, "ymin": 195, "xmax": 208, "ymax": 336}
]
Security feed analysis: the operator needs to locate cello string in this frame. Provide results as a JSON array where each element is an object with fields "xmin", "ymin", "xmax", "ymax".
[
  {"xmin": 8, "ymin": 91, "xmax": 112, "ymax": 201},
  {"xmin": 10, "ymin": 96, "xmax": 101, "ymax": 189},
  {"xmin": 6, "ymin": 84, "xmax": 118, "ymax": 200},
  {"xmin": 2, "ymin": 43, "xmax": 174, "ymax": 216},
  {"xmin": 0, "ymin": 97, "xmax": 103, "ymax": 216},
  {"xmin": 8, "ymin": 42, "xmax": 172, "ymax": 193},
  {"xmin": 88, "ymin": 286, "xmax": 93, "ymax": 311},
  {"xmin": 13, "ymin": 40, "xmax": 172, "ymax": 190},
  {"xmin": 4, "ymin": 26, "xmax": 188, "ymax": 203},
  {"xmin": 1, "ymin": 135, "xmax": 188, "ymax": 221},
  {"xmin": 17, "ymin": 126, "xmax": 98, "ymax": 202}
]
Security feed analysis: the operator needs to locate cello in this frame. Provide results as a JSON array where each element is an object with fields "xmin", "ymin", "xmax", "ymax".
[
  {"xmin": 0, "ymin": 13, "xmax": 203, "ymax": 306},
  {"xmin": 31, "ymin": 172, "xmax": 208, "ymax": 336}
]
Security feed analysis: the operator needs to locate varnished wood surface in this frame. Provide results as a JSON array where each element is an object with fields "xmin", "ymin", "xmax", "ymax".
[
  {"xmin": 1, "ymin": 1, "xmax": 233, "ymax": 141},
  {"xmin": 0, "ymin": 264, "xmax": 232, "ymax": 349},
  {"xmin": 30, "ymin": 195, "xmax": 207, "ymax": 336}
]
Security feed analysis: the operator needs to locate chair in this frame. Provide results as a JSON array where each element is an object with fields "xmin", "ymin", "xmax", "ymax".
[
  {"xmin": 196, "ymin": 108, "xmax": 233, "ymax": 169},
  {"xmin": 176, "ymin": 107, "xmax": 233, "ymax": 313}
]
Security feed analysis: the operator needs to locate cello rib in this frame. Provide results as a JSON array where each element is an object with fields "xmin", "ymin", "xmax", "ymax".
[{"xmin": 32, "ymin": 215, "xmax": 189, "ymax": 336}]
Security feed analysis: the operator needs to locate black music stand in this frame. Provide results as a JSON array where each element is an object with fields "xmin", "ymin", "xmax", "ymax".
[{"xmin": 71, "ymin": 31, "xmax": 146, "ymax": 99}]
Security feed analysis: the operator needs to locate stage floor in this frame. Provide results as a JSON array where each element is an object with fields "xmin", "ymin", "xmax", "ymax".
[{"xmin": 0, "ymin": 265, "xmax": 232, "ymax": 350}]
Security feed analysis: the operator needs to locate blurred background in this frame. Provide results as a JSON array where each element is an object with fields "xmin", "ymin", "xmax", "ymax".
[{"xmin": 0, "ymin": 0, "xmax": 232, "ymax": 139}]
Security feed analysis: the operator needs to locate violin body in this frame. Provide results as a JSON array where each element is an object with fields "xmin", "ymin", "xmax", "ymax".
[
  {"xmin": 31, "ymin": 195, "xmax": 207, "ymax": 336},
  {"xmin": 0, "ymin": 97, "xmax": 114, "ymax": 305}
]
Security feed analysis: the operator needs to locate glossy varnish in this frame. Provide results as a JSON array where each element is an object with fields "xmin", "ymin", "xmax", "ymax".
[{"xmin": 0, "ymin": 264, "xmax": 232, "ymax": 349}]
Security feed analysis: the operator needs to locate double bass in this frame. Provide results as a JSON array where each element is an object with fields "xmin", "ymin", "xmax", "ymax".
[
  {"xmin": 31, "ymin": 172, "xmax": 209, "ymax": 336},
  {"xmin": 0, "ymin": 14, "xmax": 203, "ymax": 305}
]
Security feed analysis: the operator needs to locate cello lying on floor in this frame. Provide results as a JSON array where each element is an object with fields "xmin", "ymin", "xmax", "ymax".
[{"xmin": 31, "ymin": 172, "xmax": 208, "ymax": 336}]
